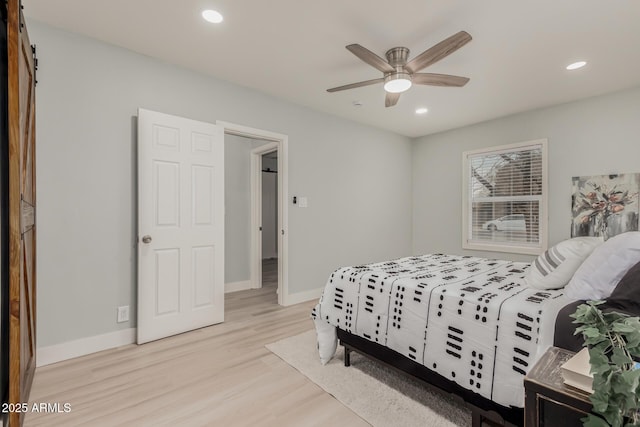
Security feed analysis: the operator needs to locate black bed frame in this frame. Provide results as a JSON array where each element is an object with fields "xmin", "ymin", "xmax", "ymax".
[{"xmin": 337, "ymin": 328, "xmax": 524, "ymax": 427}]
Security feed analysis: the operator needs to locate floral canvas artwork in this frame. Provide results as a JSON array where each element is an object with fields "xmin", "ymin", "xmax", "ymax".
[{"xmin": 571, "ymin": 173, "xmax": 640, "ymax": 240}]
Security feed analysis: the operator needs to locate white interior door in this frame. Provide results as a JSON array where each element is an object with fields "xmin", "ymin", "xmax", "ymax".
[{"xmin": 137, "ymin": 108, "xmax": 224, "ymax": 344}]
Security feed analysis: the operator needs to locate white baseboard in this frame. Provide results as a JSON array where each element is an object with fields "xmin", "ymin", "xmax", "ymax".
[
  {"xmin": 283, "ymin": 287, "xmax": 323, "ymax": 306},
  {"xmin": 37, "ymin": 328, "xmax": 136, "ymax": 367},
  {"xmin": 36, "ymin": 287, "xmax": 322, "ymax": 366},
  {"xmin": 225, "ymin": 280, "xmax": 253, "ymax": 293}
]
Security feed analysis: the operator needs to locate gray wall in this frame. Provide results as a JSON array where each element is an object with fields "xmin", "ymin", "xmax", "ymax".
[
  {"xmin": 224, "ymin": 134, "xmax": 252, "ymax": 284},
  {"xmin": 412, "ymin": 86, "xmax": 640, "ymax": 261},
  {"xmin": 30, "ymin": 21, "xmax": 413, "ymax": 347}
]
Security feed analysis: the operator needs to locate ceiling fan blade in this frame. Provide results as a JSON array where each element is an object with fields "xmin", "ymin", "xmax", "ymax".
[
  {"xmin": 326, "ymin": 78, "xmax": 384, "ymax": 93},
  {"xmin": 405, "ymin": 31, "xmax": 472, "ymax": 73},
  {"xmin": 346, "ymin": 44, "xmax": 395, "ymax": 73},
  {"xmin": 385, "ymin": 92, "xmax": 401, "ymax": 107},
  {"xmin": 412, "ymin": 73, "xmax": 470, "ymax": 87}
]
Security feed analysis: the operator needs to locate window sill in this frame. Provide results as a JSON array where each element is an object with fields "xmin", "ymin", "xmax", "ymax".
[{"xmin": 463, "ymin": 240, "xmax": 545, "ymax": 256}]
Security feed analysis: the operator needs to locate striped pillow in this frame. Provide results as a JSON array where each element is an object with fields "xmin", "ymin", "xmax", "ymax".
[{"xmin": 525, "ymin": 237, "xmax": 603, "ymax": 290}]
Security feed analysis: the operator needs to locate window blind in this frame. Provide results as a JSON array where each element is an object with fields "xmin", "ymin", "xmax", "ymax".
[{"xmin": 467, "ymin": 143, "xmax": 544, "ymax": 248}]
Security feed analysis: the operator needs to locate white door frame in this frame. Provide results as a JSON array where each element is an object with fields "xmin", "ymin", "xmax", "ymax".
[
  {"xmin": 251, "ymin": 143, "xmax": 278, "ymax": 291},
  {"xmin": 217, "ymin": 121, "xmax": 289, "ymax": 306}
]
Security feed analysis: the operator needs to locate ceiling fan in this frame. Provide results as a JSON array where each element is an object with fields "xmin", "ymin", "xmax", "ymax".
[{"xmin": 327, "ymin": 31, "xmax": 472, "ymax": 107}]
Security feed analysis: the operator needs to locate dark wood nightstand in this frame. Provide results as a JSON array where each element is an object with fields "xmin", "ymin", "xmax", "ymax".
[{"xmin": 524, "ymin": 347, "xmax": 593, "ymax": 427}]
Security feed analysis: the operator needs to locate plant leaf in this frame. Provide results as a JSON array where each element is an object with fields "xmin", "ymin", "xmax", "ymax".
[
  {"xmin": 590, "ymin": 387, "xmax": 611, "ymax": 413},
  {"xmin": 583, "ymin": 414, "xmax": 611, "ymax": 427},
  {"xmin": 611, "ymin": 322, "xmax": 636, "ymax": 333},
  {"xmin": 612, "ymin": 347, "xmax": 633, "ymax": 366},
  {"xmin": 572, "ymin": 301, "xmax": 640, "ymax": 425},
  {"xmin": 602, "ymin": 405, "xmax": 624, "ymax": 426},
  {"xmin": 583, "ymin": 327, "xmax": 603, "ymax": 338},
  {"xmin": 588, "ymin": 348, "xmax": 611, "ymax": 373}
]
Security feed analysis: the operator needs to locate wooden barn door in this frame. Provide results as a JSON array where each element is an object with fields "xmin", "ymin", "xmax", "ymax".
[{"xmin": 7, "ymin": 0, "xmax": 37, "ymax": 425}]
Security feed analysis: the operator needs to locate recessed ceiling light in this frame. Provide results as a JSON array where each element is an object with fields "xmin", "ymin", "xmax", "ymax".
[
  {"xmin": 566, "ymin": 61, "xmax": 586, "ymax": 70},
  {"xmin": 202, "ymin": 9, "xmax": 223, "ymax": 24},
  {"xmin": 415, "ymin": 107, "xmax": 428, "ymax": 115}
]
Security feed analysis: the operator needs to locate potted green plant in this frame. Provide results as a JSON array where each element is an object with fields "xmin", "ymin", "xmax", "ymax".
[{"xmin": 572, "ymin": 300, "xmax": 640, "ymax": 427}]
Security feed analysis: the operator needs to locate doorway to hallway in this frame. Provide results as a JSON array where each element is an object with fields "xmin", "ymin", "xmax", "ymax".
[{"xmin": 219, "ymin": 121, "xmax": 289, "ymax": 306}]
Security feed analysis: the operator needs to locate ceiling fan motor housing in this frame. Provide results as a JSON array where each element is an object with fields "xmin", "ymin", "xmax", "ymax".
[{"xmin": 385, "ymin": 47, "xmax": 410, "ymax": 68}]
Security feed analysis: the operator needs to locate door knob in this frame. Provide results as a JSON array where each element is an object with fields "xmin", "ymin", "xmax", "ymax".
[{"xmin": 142, "ymin": 235, "xmax": 152, "ymax": 244}]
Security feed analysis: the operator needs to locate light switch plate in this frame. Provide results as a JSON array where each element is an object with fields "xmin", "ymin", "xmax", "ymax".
[{"xmin": 299, "ymin": 197, "xmax": 308, "ymax": 208}]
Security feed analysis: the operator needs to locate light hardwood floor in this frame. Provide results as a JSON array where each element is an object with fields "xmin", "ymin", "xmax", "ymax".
[{"xmin": 25, "ymin": 262, "xmax": 368, "ymax": 427}]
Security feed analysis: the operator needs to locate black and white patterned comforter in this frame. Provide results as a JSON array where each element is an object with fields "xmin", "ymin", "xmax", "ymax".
[{"xmin": 312, "ymin": 254, "xmax": 573, "ymax": 408}]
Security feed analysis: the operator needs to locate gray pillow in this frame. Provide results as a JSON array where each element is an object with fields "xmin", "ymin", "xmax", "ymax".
[{"xmin": 606, "ymin": 260, "xmax": 640, "ymax": 315}]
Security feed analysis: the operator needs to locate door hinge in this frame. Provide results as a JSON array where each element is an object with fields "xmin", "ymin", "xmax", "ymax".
[
  {"xmin": 32, "ymin": 44, "xmax": 38, "ymax": 86},
  {"xmin": 19, "ymin": 0, "xmax": 23, "ymax": 31}
]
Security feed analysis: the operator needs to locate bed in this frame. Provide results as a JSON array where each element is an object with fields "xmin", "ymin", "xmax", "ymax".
[{"xmin": 312, "ymin": 232, "xmax": 640, "ymax": 426}]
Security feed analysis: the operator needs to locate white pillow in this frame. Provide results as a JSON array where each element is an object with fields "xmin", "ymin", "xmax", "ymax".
[
  {"xmin": 526, "ymin": 237, "xmax": 603, "ymax": 290},
  {"xmin": 565, "ymin": 231, "xmax": 640, "ymax": 300},
  {"xmin": 312, "ymin": 306, "xmax": 337, "ymax": 365}
]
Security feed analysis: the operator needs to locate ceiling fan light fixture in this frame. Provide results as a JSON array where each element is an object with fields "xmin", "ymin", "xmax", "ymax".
[{"xmin": 384, "ymin": 73, "xmax": 412, "ymax": 93}]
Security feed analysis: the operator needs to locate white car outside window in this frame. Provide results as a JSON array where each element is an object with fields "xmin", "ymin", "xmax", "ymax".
[{"xmin": 482, "ymin": 214, "xmax": 526, "ymax": 232}]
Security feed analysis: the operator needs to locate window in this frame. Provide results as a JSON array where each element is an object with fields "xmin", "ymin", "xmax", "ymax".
[{"xmin": 462, "ymin": 139, "xmax": 548, "ymax": 255}]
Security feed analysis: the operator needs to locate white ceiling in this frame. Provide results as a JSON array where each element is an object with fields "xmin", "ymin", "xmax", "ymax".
[{"xmin": 23, "ymin": 0, "xmax": 640, "ymax": 138}]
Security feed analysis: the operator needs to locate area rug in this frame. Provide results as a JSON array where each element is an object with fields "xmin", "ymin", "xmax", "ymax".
[{"xmin": 266, "ymin": 330, "xmax": 471, "ymax": 427}]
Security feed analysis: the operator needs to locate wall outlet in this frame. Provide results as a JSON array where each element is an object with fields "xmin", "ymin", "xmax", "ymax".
[{"xmin": 117, "ymin": 305, "xmax": 129, "ymax": 323}]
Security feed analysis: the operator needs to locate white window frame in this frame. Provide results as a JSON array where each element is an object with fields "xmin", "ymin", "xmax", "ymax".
[{"xmin": 462, "ymin": 139, "xmax": 548, "ymax": 255}]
